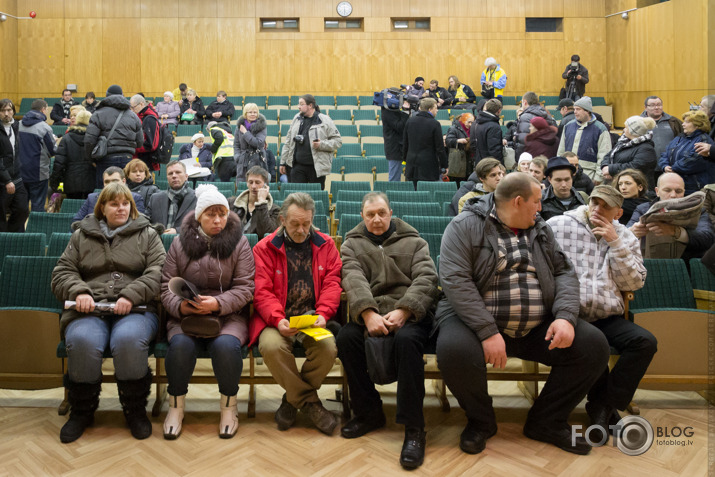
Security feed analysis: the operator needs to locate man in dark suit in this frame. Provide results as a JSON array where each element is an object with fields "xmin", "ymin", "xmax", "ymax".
[{"xmin": 146, "ymin": 161, "xmax": 196, "ymax": 234}]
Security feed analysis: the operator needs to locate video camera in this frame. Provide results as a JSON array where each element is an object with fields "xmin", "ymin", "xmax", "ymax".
[{"xmin": 373, "ymin": 85, "xmax": 419, "ymax": 112}]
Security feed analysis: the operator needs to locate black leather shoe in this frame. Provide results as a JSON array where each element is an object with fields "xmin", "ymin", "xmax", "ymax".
[
  {"xmin": 341, "ymin": 411, "xmax": 386, "ymax": 439},
  {"xmin": 586, "ymin": 402, "xmax": 617, "ymax": 443},
  {"xmin": 459, "ymin": 421, "xmax": 497, "ymax": 455},
  {"xmin": 523, "ymin": 422, "xmax": 592, "ymax": 455},
  {"xmin": 400, "ymin": 427, "xmax": 426, "ymax": 469}
]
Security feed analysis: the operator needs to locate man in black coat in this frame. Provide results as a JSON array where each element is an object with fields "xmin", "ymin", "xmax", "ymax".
[
  {"xmin": 470, "ymin": 99, "xmax": 504, "ymax": 165},
  {"xmin": 427, "ymin": 80, "xmax": 453, "ymax": 110},
  {"xmin": 50, "ymin": 89, "xmax": 79, "ymax": 126},
  {"xmin": 402, "ymin": 98, "xmax": 448, "ymax": 188},
  {"xmin": 0, "ymin": 99, "xmax": 29, "ymax": 232},
  {"xmin": 205, "ymin": 91, "xmax": 236, "ymax": 124},
  {"xmin": 381, "ymin": 105, "xmax": 410, "ymax": 182}
]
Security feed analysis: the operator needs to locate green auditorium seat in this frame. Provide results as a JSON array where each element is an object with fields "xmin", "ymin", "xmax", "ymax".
[
  {"xmin": 690, "ymin": 258, "xmax": 715, "ymax": 311},
  {"xmin": 402, "ymin": 215, "xmax": 452, "ymax": 234},
  {"xmin": 358, "ymin": 124, "xmax": 383, "ymax": 137},
  {"xmin": 0, "ymin": 256, "xmax": 62, "ymax": 312},
  {"xmin": 162, "ymin": 233, "xmax": 177, "ymax": 252},
  {"xmin": 362, "ymin": 143, "xmax": 385, "ymax": 157},
  {"xmin": 353, "ymin": 110, "xmax": 378, "ymax": 124},
  {"xmin": 337, "ymin": 190, "xmax": 368, "ymax": 202},
  {"xmin": 262, "ymin": 109, "xmax": 279, "ymax": 122},
  {"xmin": 281, "ymin": 183, "xmax": 322, "ymax": 192},
  {"xmin": 245, "ymin": 234, "xmax": 259, "ymax": 248},
  {"xmin": 416, "ymin": 181, "xmax": 457, "ymax": 200},
  {"xmin": 26, "ymin": 212, "xmax": 74, "ymax": 236},
  {"xmin": 330, "ymin": 181, "xmax": 371, "ymax": 202},
  {"xmin": 357, "ymin": 95, "xmax": 374, "ymax": 108},
  {"xmin": 59, "ymin": 198, "xmax": 85, "ymax": 215},
  {"xmin": 0, "ymin": 233, "xmax": 46, "ymax": 273},
  {"xmin": 391, "ymin": 201, "xmax": 441, "ymax": 218},
  {"xmin": 176, "ymin": 124, "xmax": 202, "ymax": 137},
  {"xmin": 434, "ymin": 190, "xmax": 455, "ymax": 206},
  {"xmin": 419, "ymin": 233, "xmax": 442, "ymax": 266},
  {"xmin": 337, "ymin": 213, "xmax": 363, "ymax": 238},
  {"xmin": 337, "ymin": 124, "xmax": 358, "ymax": 137},
  {"xmin": 385, "ymin": 190, "xmax": 432, "ymax": 203},
  {"xmin": 198, "ymin": 181, "xmax": 235, "ymax": 196},
  {"xmin": 334, "ymin": 201, "xmax": 362, "ymax": 221},
  {"xmin": 329, "ymin": 109, "xmax": 353, "ymax": 122},
  {"xmin": 336, "ymin": 96, "xmax": 358, "ymax": 108},
  {"xmin": 267, "ymin": 96, "xmax": 290, "ymax": 109},
  {"xmin": 46, "ymin": 232, "xmax": 73, "ymax": 257},
  {"xmin": 314, "ymin": 96, "xmax": 335, "ymax": 107},
  {"xmin": 244, "ymin": 96, "xmax": 267, "ymax": 108},
  {"xmin": 374, "ymin": 181, "xmax": 413, "ymax": 192},
  {"xmin": 337, "ymin": 143, "xmax": 363, "ymax": 157}
]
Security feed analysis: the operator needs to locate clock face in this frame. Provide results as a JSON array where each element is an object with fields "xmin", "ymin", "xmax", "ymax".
[{"xmin": 337, "ymin": 1, "xmax": 352, "ymax": 17}]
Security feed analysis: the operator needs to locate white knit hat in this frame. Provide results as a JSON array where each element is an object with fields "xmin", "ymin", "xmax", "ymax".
[
  {"xmin": 194, "ymin": 184, "xmax": 229, "ymax": 219},
  {"xmin": 191, "ymin": 133, "xmax": 204, "ymax": 143},
  {"xmin": 518, "ymin": 152, "xmax": 533, "ymax": 165},
  {"xmin": 164, "ymin": 91, "xmax": 173, "ymax": 98},
  {"xmin": 484, "ymin": 57, "xmax": 497, "ymax": 67}
]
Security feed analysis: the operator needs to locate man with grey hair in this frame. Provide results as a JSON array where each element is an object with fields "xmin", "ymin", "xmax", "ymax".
[
  {"xmin": 85, "ymin": 84, "xmax": 142, "ymax": 187},
  {"xmin": 130, "ymin": 94, "xmax": 161, "ymax": 171},
  {"xmin": 146, "ymin": 160, "xmax": 196, "ymax": 234},
  {"xmin": 435, "ymin": 172, "xmax": 609, "ymax": 456},
  {"xmin": 250, "ymin": 192, "xmax": 343, "ymax": 436},
  {"xmin": 337, "ymin": 191, "xmax": 439, "ymax": 469},
  {"xmin": 640, "ymin": 96, "xmax": 683, "ymax": 159}
]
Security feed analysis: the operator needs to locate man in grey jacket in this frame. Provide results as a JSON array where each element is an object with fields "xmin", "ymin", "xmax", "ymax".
[
  {"xmin": 435, "ymin": 172, "xmax": 609, "ymax": 456},
  {"xmin": 84, "ymin": 84, "xmax": 142, "ymax": 188}
]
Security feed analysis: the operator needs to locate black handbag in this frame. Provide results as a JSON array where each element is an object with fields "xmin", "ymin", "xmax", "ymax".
[
  {"xmin": 91, "ymin": 110, "xmax": 125, "ymax": 160},
  {"xmin": 180, "ymin": 314, "xmax": 222, "ymax": 338},
  {"xmin": 364, "ymin": 335, "xmax": 397, "ymax": 385}
]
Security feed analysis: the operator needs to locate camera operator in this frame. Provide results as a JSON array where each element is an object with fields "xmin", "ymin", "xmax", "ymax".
[
  {"xmin": 279, "ymin": 94, "xmax": 342, "ymax": 190},
  {"xmin": 561, "ymin": 55, "xmax": 589, "ymax": 101}
]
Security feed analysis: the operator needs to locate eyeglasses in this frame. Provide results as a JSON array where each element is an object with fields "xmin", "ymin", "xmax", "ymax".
[{"xmin": 646, "ymin": 104, "xmax": 662, "ymax": 108}]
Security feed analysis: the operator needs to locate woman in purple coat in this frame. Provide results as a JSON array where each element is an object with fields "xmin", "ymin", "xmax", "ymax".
[{"xmin": 161, "ymin": 185, "xmax": 255, "ymax": 440}]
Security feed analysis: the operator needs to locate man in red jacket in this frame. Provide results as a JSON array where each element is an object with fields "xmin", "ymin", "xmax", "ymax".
[
  {"xmin": 130, "ymin": 94, "xmax": 160, "ymax": 172},
  {"xmin": 250, "ymin": 192, "xmax": 342, "ymax": 435}
]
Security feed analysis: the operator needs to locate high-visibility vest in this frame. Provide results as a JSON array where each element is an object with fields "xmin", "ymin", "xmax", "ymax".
[{"xmin": 208, "ymin": 127, "xmax": 234, "ymax": 164}]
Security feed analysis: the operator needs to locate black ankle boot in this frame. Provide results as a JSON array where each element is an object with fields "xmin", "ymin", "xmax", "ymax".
[
  {"xmin": 116, "ymin": 368, "xmax": 153, "ymax": 440},
  {"xmin": 60, "ymin": 375, "xmax": 101, "ymax": 444}
]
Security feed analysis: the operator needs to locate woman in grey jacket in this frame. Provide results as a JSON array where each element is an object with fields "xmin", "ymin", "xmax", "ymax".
[
  {"xmin": 234, "ymin": 103, "xmax": 267, "ymax": 182},
  {"xmin": 161, "ymin": 185, "xmax": 255, "ymax": 440}
]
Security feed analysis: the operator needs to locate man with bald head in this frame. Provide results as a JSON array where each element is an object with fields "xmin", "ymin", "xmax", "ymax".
[
  {"xmin": 436, "ymin": 172, "xmax": 609, "ymax": 456},
  {"xmin": 628, "ymin": 172, "xmax": 714, "ymax": 259}
]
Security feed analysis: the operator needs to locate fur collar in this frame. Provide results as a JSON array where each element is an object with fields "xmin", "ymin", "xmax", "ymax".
[
  {"xmin": 179, "ymin": 211, "xmax": 243, "ymax": 260},
  {"xmin": 237, "ymin": 114, "xmax": 267, "ymax": 134}
]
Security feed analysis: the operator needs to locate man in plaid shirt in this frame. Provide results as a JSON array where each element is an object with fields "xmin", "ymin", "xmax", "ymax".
[
  {"xmin": 436, "ymin": 172, "xmax": 610, "ymax": 456},
  {"xmin": 547, "ymin": 185, "xmax": 656, "ymax": 444}
]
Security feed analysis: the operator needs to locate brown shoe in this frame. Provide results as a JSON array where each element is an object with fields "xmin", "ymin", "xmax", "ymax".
[
  {"xmin": 275, "ymin": 394, "xmax": 297, "ymax": 431},
  {"xmin": 301, "ymin": 401, "xmax": 337, "ymax": 435}
]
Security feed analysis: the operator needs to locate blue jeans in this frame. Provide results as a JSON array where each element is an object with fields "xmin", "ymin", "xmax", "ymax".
[
  {"xmin": 388, "ymin": 160, "xmax": 402, "ymax": 182},
  {"xmin": 24, "ymin": 180, "xmax": 48, "ymax": 212},
  {"xmin": 65, "ymin": 312, "xmax": 158, "ymax": 383},
  {"xmin": 165, "ymin": 334, "xmax": 244, "ymax": 396}
]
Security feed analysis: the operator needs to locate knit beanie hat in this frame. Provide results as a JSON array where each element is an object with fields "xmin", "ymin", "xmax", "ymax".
[
  {"xmin": 194, "ymin": 184, "xmax": 229, "ymax": 220},
  {"xmin": 484, "ymin": 57, "xmax": 497, "ymax": 67},
  {"xmin": 518, "ymin": 152, "xmax": 533, "ymax": 165},
  {"xmin": 574, "ymin": 96, "xmax": 593, "ymax": 113},
  {"xmin": 624, "ymin": 116, "xmax": 653, "ymax": 137},
  {"xmin": 191, "ymin": 133, "xmax": 204, "ymax": 144},
  {"xmin": 164, "ymin": 91, "xmax": 173, "ymax": 98},
  {"xmin": 106, "ymin": 84, "xmax": 123, "ymax": 96},
  {"xmin": 206, "ymin": 121, "xmax": 218, "ymax": 130},
  {"xmin": 530, "ymin": 117, "xmax": 549, "ymax": 130}
]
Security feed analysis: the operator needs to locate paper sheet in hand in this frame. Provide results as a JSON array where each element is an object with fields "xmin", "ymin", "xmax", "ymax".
[
  {"xmin": 289, "ymin": 314, "xmax": 334, "ymax": 341},
  {"xmin": 168, "ymin": 277, "xmax": 202, "ymax": 306}
]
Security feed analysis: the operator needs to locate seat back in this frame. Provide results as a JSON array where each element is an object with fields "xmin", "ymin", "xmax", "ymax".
[
  {"xmin": 0, "ymin": 233, "xmax": 47, "ymax": 272},
  {"xmin": 631, "ymin": 259, "xmax": 696, "ymax": 311},
  {"xmin": 0, "ymin": 256, "xmax": 62, "ymax": 311},
  {"xmin": 59, "ymin": 198, "xmax": 85, "ymax": 214},
  {"xmin": 402, "ymin": 215, "xmax": 452, "ymax": 234},
  {"xmin": 47, "ymin": 232, "xmax": 73, "ymax": 257}
]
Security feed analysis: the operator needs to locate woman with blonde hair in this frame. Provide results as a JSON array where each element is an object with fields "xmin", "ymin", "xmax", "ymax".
[
  {"xmin": 50, "ymin": 109, "xmax": 95, "ymax": 199},
  {"xmin": 52, "ymin": 182, "xmax": 165, "ymax": 443},
  {"xmin": 234, "ymin": 102, "xmax": 268, "ymax": 182},
  {"xmin": 658, "ymin": 110, "xmax": 715, "ymax": 195},
  {"xmin": 179, "ymin": 89, "xmax": 205, "ymax": 125}
]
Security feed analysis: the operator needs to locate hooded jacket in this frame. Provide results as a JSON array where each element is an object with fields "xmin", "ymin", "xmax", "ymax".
[
  {"xmin": 178, "ymin": 143, "xmax": 213, "ymax": 169},
  {"xmin": 547, "ymin": 205, "xmax": 646, "ymax": 322},
  {"xmin": 127, "ymin": 176, "xmax": 160, "ymax": 206},
  {"xmin": 49, "ymin": 125, "xmax": 95, "ymax": 195},
  {"xmin": 524, "ymin": 125, "xmax": 559, "ymax": 159},
  {"xmin": 51, "ymin": 213, "xmax": 166, "ymax": 337},
  {"xmin": 341, "ymin": 217, "xmax": 439, "ymax": 324},
  {"xmin": 161, "ymin": 212, "xmax": 255, "ymax": 344},
  {"xmin": 229, "ymin": 189, "xmax": 280, "ymax": 240},
  {"xmin": 249, "ymin": 229, "xmax": 342, "ymax": 345},
  {"xmin": 281, "ymin": 112, "xmax": 342, "ymax": 177},
  {"xmin": 84, "ymin": 95, "xmax": 143, "ymax": 159},
  {"xmin": 18, "ymin": 109, "xmax": 56, "ymax": 182},
  {"xmin": 540, "ymin": 184, "xmax": 587, "ymax": 221},
  {"xmin": 0, "ymin": 119, "xmax": 20, "ymax": 186},
  {"xmin": 471, "ymin": 110, "xmax": 504, "ymax": 164},
  {"xmin": 180, "ymin": 97, "xmax": 206, "ymax": 122},
  {"xmin": 437, "ymin": 193, "xmax": 580, "ymax": 340}
]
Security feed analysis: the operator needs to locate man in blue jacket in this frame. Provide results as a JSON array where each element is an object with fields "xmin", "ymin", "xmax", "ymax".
[{"xmin": 19, "ymin": 99, "xmax": 56, "ymax": 212}]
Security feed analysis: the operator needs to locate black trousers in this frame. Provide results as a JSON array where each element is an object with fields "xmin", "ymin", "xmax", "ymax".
[
  {"xmin": 587, "ymin": 315, "xmax": 657, "ymax": 410},
  {"xmin": 290, "ymin": 163, "xmax": 325, "ymax": 190},
  {"xmin": 435, "ymin": 300, "xmax": 609, "ymax": 431},
  {"xmin": 337, "ymin": 318, "xmax": 432, "ymax": 428},
  {"xmin": 0, "ymin": 182, "xmax": 29, "ymax": 232}
]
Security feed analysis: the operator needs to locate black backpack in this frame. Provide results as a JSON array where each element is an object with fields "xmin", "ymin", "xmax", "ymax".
[{"xmin": 153, "ymin": 124, "xmax": 175, "ymax": 164}]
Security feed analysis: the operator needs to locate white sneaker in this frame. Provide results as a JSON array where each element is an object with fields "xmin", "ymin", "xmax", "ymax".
[
  {"xmin": 219, "ymin": 394, "xmax": 239, "ymax": 438},
  {"xmin": 163, "ymin": 394, "xmax": 185, "ymax": 440}
]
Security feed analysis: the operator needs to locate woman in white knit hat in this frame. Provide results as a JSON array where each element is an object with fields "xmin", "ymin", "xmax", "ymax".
[
  {"xmin": 155, "ymin": 91, "xmax": 181, "ymax": 127},
  {"xmin": 601, "ymin": 115, "xmax": 657, "ymax": 190},
  {"xmin": 178, "ymin": 132, "xmax": 214, "ymax": 175},
  {"xmin": 160, "ymin": 184, "xmax": 255, "ymax": 440}
]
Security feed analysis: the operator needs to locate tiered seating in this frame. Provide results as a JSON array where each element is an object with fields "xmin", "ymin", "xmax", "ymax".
[
  {"xmin": 26, "ymin": 212, "xmax": 74, "ymax": 236},
  {"xmin": 0, "ymin": 233, "xmax": 46, "ymax": 272},
  {"xmin": 47, "ymin": 233, "xmax": 73, "ymax": 257},
  {"xmin": 58, "ymin": 199, "xmax": 85, "ymax": 214}
]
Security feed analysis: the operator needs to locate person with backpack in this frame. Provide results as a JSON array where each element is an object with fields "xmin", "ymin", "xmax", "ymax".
[{"xmin": 130, "ymin": 94, "xmax": 161, "ymax": 172}]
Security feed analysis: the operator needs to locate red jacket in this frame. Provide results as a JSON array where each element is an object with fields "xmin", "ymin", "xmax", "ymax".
[
  {"xmin": 249, "ymin": 229, "xmax": 342, "ymax": 345},
  {"xmin": 135, "ymin": 103, "xmax": 161, "ymax": 170}
]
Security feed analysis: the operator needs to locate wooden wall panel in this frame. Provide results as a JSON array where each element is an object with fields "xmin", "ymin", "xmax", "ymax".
[
  {"xmin": 447, "ymin": 0, "xmax": 485, "ymax": 17},
  {"xmin": 332, "ymin": 39, "xmax": 372, "ymax": 93},
  {"xmin": 178, "ymin": 0, "xmax": 216, "ymax": 18},
  {"xmin": 523, "ymin": 0, "xmax": 564, "ymax": 18},
  {"xmin": 672, "ymin": 0, "xmax": 707, "ymax": 91},
  {"xmin": 103, "ymin": 0, "xmax": 140, "ymax": 18},
  {"xmin": 254, "ymin": 40, "xmax": 294, "ymax": 93},
  {"xmin": 564, "ymin": 18, "xmax": 607, "ymax": 95},
  {"xmin": 604, "ymin": 0, "xmax": 636, "ymax": 16},
  {"xmin": 0, "ymin": 0, "xmax": 18, "ymax": 100},
  {"xmin": 141, "ymin": 0, "xmax": 179, "ymax": 18},
  {"xmin": 139, "ymin": 18, "xmax": 178, "ymax": 94},
  {"xmin": 64, "ymin": 19, "xmax": 103, "ymax": 95},
  {"xmin": 255, "ymin": 0, "xmax": 297, "ymax": 17},
  {"xmin": 564, "ymin": 0, "xmax": 605, "ymax": 17},
  {"xmin": 18, "ymin": 19, "xmax": 65, "ymax": 95},
  {"xmin": 102, "ymin": 19, "xmax": 141, "ymax": 94},
  {"xmin": 177, "ymin": 18, "xmax": 218, "ymax": 96},
  {"xmin": 22, "ymin": 0, "xmax": 65, "ymax": 18},
  {"xmin": 65, "ymin": 0, "xmax": 103, "ymax": 18},
  {"xmin": 217, "ymin": 18, "xmax": 256, "ymax": 93},
  {"xmin": 217, "ymin": 0, "xmax": 255, "ymax": 17}
]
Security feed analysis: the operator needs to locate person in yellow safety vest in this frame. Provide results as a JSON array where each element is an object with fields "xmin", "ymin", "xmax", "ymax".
[
  {"xmin": 206, "ymin": 121, "xmax": 236, "ymax": 182},
  {"xmin": 480, "ymin": 57, "xmax": 507, "ymax": 102},
  {"xmin": 447, "ymin": 75, "xmax": 477, "ymax": 108}
]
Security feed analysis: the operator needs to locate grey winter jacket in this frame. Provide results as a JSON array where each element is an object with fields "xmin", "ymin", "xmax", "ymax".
[
  {"xmin": 437, "ymin": 193, "xmax": 580, "ymax": 341},
  {"xmin": 280, "ymin": 112, "xmax": 342, "ymax": 177},
  {"xmin": 84, "ymin": 95, "xmax": 143, "ymax": 159}
]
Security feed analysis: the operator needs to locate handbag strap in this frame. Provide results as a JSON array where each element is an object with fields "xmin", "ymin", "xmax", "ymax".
[{"xmin": 105, "ymin": 110, "xmax": 125, "ymax": 142}]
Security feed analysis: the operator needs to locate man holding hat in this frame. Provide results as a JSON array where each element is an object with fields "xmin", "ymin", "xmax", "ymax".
[
  {"xmin": 557, "ymin": 96, "xmax": 611, "ymax": 184},
  {"xmin": 561, "ymin": 55, "xmax": 589, "ymax": 101},
  {"xmin": 85, "ymin": 84, "xmax": 143, "ymax": 188},
  {"xmin": 547, "ymin": 185, "xmax": 655, "ymax": 444},
  {"xmin": 540, "ymin": 156, "xmax": 587, "ymax": 221}
]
